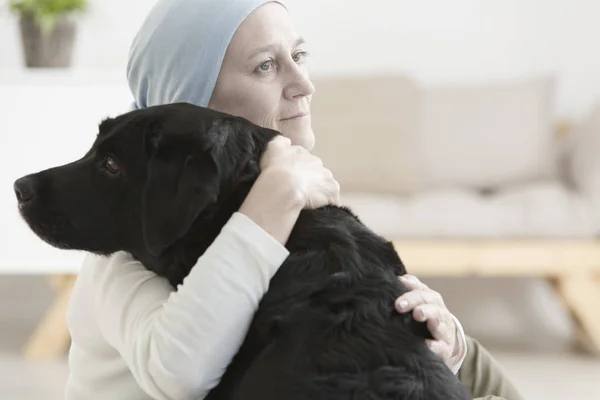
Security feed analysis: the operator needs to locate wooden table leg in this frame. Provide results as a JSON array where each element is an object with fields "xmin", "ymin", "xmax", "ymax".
[
  {"xmin": 23, "ymin": 274, "xmax": 77, "ymax": 360},
  {"xmin": 551, "ymin": 274, "xmax": 600, "ymax": 354}
]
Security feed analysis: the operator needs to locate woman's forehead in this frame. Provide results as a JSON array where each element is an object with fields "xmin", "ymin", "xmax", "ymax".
[{"xmin": 231, "ymin": 3, "xmax": 300, "ymax": 58}]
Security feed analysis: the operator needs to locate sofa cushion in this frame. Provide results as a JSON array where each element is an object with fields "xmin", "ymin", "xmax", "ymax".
[
  {"xmin": 310, "ymin": 75, "xmax": 420, "ymax": 195},
  {"xmin": 341, "ymin": 181, "xmax": 598, "ymax": 238},
  {"xmin": 310, "ymin": 74, "xmax": 560, "ymax": 196},
  {"xmin": 415, "ymin": 76, "xmax": 559, "ymax": 191}
]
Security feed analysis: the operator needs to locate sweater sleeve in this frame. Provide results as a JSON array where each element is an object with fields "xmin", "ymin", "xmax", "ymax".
[
  {"xmin": 450, "ymin": 314, "xmax": 468, "ymax": 375},
  {"xmin": 91, "ymin": 212, "xmax": 290, "ymax": 400},
  {"xmin": 457, "ymin": 336, "xmax": 524, "ymax": 400}
]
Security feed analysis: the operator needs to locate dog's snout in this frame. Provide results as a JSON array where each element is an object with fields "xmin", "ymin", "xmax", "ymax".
[{"xmin": 14, "ymin": 176, "xmax": 36, "ymax": 203}]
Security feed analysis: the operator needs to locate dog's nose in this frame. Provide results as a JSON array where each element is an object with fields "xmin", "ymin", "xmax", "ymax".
[{"xmin": 14, "ymin": 176, "xmax": 36, "ymax": 203}]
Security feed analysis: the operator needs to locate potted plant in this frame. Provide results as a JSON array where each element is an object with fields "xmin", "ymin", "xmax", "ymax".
[{"xmin": 9, "ymin": 0, "xmax": 88, "ymax": 68}]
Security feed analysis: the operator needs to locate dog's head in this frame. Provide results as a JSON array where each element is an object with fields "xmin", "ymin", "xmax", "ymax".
[{"xmin": 14, "ymin": 102, "xmax": 277, "ymax": 259}]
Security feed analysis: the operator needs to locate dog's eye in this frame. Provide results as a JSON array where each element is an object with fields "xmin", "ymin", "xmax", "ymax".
[{"xmin": 104, "ymin": 156, "xmax": 121, "ymax": 174}]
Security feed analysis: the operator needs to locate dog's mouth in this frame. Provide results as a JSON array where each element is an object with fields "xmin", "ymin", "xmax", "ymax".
[{"xmin": 19, "ymin": 207, "xmax": 74, "ymax": 250}]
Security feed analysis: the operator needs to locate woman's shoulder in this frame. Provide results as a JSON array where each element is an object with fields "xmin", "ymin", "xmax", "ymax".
[
  {"xmin": 81, "ymin": 251, "xmax": 144, "ymax": 271},
  {"xmin": 79, "ymin": 251, "xmax": 165, "ymax": 288},
  {"xmin": 74, "ymin": 251, "xmax": 173, "ymax": 317}
]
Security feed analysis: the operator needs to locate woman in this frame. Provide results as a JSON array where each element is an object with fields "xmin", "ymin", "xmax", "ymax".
[{"xmin": 65, "ymin": 1, "xmax": 523, "ymax": 399}]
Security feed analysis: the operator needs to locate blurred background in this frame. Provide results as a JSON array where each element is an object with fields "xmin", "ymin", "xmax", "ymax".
[{"xmin": 1, "ymin": 0, "xmax": 600, "ymax": 399}]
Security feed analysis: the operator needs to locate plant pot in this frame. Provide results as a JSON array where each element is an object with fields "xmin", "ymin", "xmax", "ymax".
[{"xmin": 19, "ymin": 15, "xmax": 77, "ymax": 68}]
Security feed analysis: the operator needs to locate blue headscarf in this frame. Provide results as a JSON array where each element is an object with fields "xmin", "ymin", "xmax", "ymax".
[{"xmin": 126, "ymin": 0, "xmax": 287, "ymax": 109}]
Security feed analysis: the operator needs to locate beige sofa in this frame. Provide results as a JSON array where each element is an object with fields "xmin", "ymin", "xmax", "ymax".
[{"xmin": 310, "ymin": 74, "xmax": 600, "ymax": 353}]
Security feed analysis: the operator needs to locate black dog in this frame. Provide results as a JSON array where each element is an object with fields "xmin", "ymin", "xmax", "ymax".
[{"xmin": 14, "ymin": 103, "xmax": 471, "ymax": 400}]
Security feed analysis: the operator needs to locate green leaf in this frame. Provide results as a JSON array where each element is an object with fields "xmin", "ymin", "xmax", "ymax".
[{"xmin": 9, "ymin": 0, "xmax": 87, "ymax": 25}]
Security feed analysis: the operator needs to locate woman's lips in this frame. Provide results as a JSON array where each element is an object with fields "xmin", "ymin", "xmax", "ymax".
[{"xmin": 281, "ymin": 112, "xmax": 309, "ymax": 121}]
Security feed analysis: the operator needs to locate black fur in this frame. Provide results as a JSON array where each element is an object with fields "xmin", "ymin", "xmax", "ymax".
[{"xmin": 14, "ymin": 102, "xmax": 471, "ymax": 400}]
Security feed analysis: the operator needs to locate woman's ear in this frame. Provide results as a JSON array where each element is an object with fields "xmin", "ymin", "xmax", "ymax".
[{"xmin": 141, "ymin": 148, "xmax": 220, "ymax": 257}]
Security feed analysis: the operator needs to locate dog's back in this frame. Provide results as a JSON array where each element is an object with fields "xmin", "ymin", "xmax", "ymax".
[{"xmin": 207, "ymin": 206, "xmax": 470, "ymax": 400}]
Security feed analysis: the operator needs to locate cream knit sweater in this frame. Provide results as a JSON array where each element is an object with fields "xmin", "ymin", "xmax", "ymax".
[{"xmin": 64, "ymin": 212, "xmax": 465, "ymax": 400}]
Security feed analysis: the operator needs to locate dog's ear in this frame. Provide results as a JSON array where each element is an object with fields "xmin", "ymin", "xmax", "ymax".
[
  {"xmin": 141, "ymin": 132, "xmax": 220, "ymax": 257},
  {"xmin": 140, "ymin": 117, "xmax": 274, "ymax": 257},
  {"xmin": 206, "ymin": 117, "xmax": 273, "ymax": 184}
]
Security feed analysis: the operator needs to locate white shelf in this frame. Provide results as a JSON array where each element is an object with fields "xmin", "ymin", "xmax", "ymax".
[
  {"xmin": 0, "ymin": 73, "xmax": 133, "ymax": 274},
  {"xmin": 0, "ymin": 68, "xmax": 128, "ymax": 86}
]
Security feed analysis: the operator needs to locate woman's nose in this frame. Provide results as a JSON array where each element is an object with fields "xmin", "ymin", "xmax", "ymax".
[{"xmin": 283, "ymin": 67, "xmax": 315, "ymax": 100}]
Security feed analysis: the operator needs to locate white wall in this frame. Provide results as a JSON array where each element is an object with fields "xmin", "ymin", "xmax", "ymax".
[
  {"xmin": 291, "ymin": 0, "xmax": 600, "ymax": 121},
  {"xmin": 2, "ymin": 0, "xmax": 600, "ymax": 119}
]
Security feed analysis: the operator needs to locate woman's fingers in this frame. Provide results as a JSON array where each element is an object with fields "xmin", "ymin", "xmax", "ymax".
[
  {"xmin": 398, "ymin": 274, "xmax": 428, "ymax": 290},
  {"xmin": 425, "ymin": 339, "xmax": 452, "ymax": 363},
  {"xmin": 393, "ymin": 274, "xmax": 466, "ymax": 371},
  {"xmin": 395, "ymin": 287, "xmax": 445, "ymax": 313},
  {"xmin": 258, "ymin": 136, "xmax": 340, "ymax": 210}
]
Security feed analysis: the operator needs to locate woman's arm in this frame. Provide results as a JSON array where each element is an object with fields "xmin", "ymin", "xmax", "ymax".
[
  {"xmin": 91, "ymin": 212, "xmax": 291, "ymax": 400},
  {"xmin": 458, "ymin": 336, "xmax": 524, "ymax": 400}
]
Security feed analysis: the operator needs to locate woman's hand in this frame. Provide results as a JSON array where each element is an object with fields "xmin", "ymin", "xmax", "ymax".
[
  {"xmin": 239, "ymin": 136, "xmax": 340, "ymax": 244},
  {"xmin": 259, "ymin": 136, "xmax": 340, "ymax": 209},
  {"xmin": 395, "ymin": 274, "xmax": 467, "ymax": 373}
]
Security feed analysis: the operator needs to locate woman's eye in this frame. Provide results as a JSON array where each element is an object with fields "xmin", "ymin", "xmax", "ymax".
[
  {"xmin": 292, "ymin": 51, "xmax": 309, "ymax": 63},
  {"xmin": 256, "ymin": 59, "xmax": 275, "ymax": 74},
  {"xmin": 104, "ymin": 156, "xmax": 120, "ymax": 174}
]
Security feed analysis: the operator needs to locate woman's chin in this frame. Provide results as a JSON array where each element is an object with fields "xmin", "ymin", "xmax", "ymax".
[
  {"xmin": 290, "ymin": 130, "xmax": 315, "ymax": 151},
  {"xmin": 280, "ymin": 120, "xmax": 315, "ymax": 150}
]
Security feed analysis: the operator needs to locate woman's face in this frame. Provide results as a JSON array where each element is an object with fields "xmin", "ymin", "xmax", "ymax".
[{"xmin": 208, "ymin": 3, "xmax": 315, "ymax": 150}]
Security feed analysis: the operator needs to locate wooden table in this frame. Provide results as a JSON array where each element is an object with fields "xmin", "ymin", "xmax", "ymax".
[
  {"xmin": 393, "ymin": 239, "xmax": 600, "ymax": 354},
  {"xmin": 8, "ymin": 239, "xmax": 600, "ymax": 360}
]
